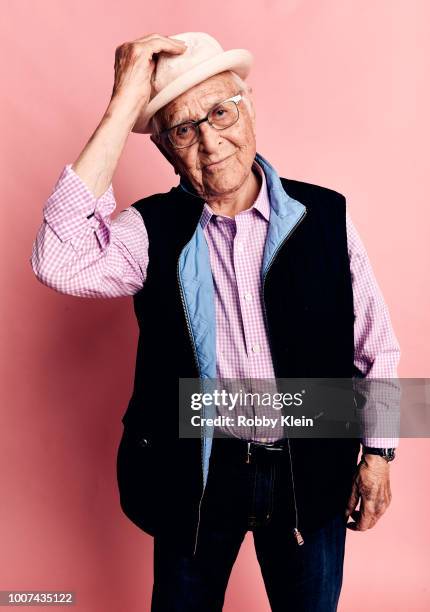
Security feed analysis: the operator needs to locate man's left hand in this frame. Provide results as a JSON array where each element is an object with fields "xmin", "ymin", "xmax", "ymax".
[{"xmin": 345, "ymin": 454, "xmax": 392, "ymax": 530}]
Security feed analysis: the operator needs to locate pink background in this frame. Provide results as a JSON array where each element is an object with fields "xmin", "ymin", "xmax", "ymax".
[{"xmin": 1, "ymin": 1, "xmax": 429, "ymax": 610}]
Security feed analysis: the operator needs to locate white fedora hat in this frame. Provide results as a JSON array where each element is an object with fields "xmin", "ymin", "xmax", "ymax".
[{"xmin": 132, "ymin": 31, "xmax": 253, "ymax": 134}]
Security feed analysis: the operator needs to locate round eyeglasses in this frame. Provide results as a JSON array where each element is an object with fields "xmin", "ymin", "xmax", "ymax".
[{"xmin": 160, "ymin": 93, "xmax": 243, "ymax": 149}]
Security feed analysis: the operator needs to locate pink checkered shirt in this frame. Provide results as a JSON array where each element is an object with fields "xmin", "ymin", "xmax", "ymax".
[{"xmin": 30, "ymin": 160, "xmax": 401, "ymax": 447}]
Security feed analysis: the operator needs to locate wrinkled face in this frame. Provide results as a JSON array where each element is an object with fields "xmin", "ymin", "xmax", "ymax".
[{"xmin": 150, "ymin": 72, "xmax": 257, "ymax": 199}]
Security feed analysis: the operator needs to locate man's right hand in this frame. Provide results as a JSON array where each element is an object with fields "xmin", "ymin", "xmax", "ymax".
[
  {"xmin": 71, "ymin": 34, "xmax": 187, "ymax": 199},
  {"xmin": 110, "ymin": 33, "xmax": 188, "ymax": 125}
]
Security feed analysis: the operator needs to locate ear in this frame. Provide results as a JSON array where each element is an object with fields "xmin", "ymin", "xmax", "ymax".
[
  {"xmin": 150, "ymin": 134, "xmax": 179, "ymax": 175},
  {"xmin": 241, "ymin": 85, "xmax": 256, "ymax": 137}
]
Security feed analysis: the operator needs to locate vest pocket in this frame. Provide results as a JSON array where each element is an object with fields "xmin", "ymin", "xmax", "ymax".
[{"xmin": 116, "ymin": 426, "xmax": 159, "ymax": 536}]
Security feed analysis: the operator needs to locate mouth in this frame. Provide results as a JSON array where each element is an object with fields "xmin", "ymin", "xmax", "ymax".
[{"xmin": 203, "ymin": 153, "xmax": 235, "ymax": 170}]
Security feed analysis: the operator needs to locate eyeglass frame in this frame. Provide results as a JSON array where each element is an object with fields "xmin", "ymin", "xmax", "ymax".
[{"xmin": 159, "ymin": 92, "xmax": 244, "ymax": 149}]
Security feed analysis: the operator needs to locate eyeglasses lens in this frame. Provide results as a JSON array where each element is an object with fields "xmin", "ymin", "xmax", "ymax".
[{"xmin": 168, "ymin": 100, "xmax": 239, "ymax": 148}]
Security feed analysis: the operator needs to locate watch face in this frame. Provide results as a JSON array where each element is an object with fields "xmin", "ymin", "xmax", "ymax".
[{"xmin": 379, "ymin": 449, "xmax": 395, "ymax": 461}]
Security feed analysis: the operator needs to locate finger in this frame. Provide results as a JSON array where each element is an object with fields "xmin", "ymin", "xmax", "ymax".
[
  {"xmin": 345, "ymin": 482, "xmax": 360, "ymax": 519},
  {"xmin": 355, "ymin": 505, "xmax": 377, "ymax": 531},
  {"xmin": 133, "ymin": 33, "xmax": 188, "ymax": 51},
  {"xmin": 357, "ymin": 516, "xmax": 377, "ymax": 530},
  {"xmin": 139, "ymin": 41, "xmax": 188, "ymax": 64},
  {"xmin": 347, "ymin": 505, "xmax": 378, "ymax": 531},
  {"xmin": 115, "ymin": 37, "xmax": 187, "ymax": 67},
  {"xmin": 150, "ymin": 39, "xmax": 188, "ymax": 57},
  {"xmin": 133, "ymin": 32, "xmax": 186, "ymax": 43}
]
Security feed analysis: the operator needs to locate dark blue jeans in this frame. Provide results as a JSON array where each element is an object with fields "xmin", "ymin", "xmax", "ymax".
[{"xmin": 151, "ymin": 437, "xmax": 347, "ymax": 611}]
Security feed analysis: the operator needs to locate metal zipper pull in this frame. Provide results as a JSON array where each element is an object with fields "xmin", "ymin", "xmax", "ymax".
[
  {"xmin": 246, "ymin": 441, "xmax": 251, "ymax": 463},
  {"xmin": 293, "ymin": 527, "xmax": 304, "ymax": 546},
  {"xmin": 283, "ymin": 437, "xmax": 304, "ymax": 546}
]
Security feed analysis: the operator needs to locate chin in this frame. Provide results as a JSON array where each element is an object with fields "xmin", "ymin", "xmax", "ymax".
[{"xmin": 208, "ymin": 176, "xmax": 243, "ymax": 194}]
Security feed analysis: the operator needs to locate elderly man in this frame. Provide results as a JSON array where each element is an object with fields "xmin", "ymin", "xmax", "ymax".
[{"xmin": 31, "ymin": 32, "xmax": 400, "ymax": 611}]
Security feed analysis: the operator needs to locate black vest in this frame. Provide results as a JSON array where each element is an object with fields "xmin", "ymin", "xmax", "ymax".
[{"xmin": 116, "ymin": 177, "xmax": 361, "ymax": 551}]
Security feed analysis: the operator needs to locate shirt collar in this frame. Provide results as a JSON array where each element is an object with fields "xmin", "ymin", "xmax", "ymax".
[{"xmin": 198, "ymin": 158, "xmax": 270, "ymax": 230}]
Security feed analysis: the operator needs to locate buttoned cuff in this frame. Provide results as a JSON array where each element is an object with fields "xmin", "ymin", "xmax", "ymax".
[
  {"xmin": 361, "ymin": 438, "xmax": 399, "ymax": 449},
  {"xmin": 43, "ymin": 164, "xmax": 115, "ymax": 242}
]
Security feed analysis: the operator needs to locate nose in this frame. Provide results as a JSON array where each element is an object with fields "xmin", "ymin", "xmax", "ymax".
[{"xmin": 198, "ymin": 121, "xmax": 222, "ymax": 154}]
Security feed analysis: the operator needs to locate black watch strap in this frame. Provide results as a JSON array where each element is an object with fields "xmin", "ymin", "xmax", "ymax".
[{"xmin": 362, "ymin": 446, "xmax": 396, "ymax": 462}]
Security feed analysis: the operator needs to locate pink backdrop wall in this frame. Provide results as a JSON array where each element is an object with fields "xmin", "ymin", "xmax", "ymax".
[{"xmin": 2, "ymin": 1, "xmax": 429, "ymax": 610}]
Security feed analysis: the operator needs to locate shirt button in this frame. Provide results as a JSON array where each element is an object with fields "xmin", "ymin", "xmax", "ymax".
[
  {"xmin": 236, "ymin": 242, "xmax": 244, "ymax": 252},
  {"xmin": 252, "ymin": 344, "xmax": 261, "ymax": 354},
  {"xmin": 243, "ymin": 292, "xmax": 252, "ymax": 302}
]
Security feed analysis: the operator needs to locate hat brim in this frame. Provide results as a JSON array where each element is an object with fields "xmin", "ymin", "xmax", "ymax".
[{"xmin": 131, "ymin": 48, "xmax": 253, "ymax": 134}]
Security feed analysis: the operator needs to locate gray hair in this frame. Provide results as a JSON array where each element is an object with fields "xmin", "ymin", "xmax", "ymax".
[{"xmin": 150, "ymin": 70, "xmax": 253, "ymax": 139}]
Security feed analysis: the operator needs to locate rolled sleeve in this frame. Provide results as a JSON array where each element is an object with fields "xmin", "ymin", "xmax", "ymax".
[
  {"xmin": 347, "ymin": 211, "xmax": 401, "ymax": 448},
  {"xmin": 43, "ymin": 164, "xmax": 116, "ymax": 242}
]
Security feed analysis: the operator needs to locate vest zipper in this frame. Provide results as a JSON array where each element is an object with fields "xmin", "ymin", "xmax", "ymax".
[
  {"xmin": 176, "ymin": 183, "xmax": 214, "ymax": 556},
  {"xmin": 261, "ymin": 207, "xmax": 307, "ymax": 546},
  {"xmin": 176, "ymin": 256, "xmax": 206, "ymax": 557}
]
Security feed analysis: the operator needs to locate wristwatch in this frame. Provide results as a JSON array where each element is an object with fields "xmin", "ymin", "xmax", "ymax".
[{"xmin": 362, "ymin": 446, "xmax": 396, "ymax": 462}]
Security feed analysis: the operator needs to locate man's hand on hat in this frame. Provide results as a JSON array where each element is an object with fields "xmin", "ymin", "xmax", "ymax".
[{"xmin": 110, "ymin": 33, "xmax": 187, "ymax": 121}]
